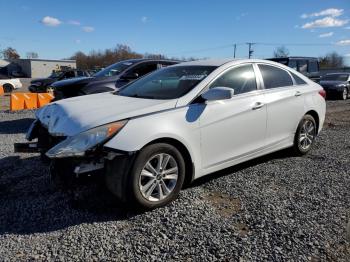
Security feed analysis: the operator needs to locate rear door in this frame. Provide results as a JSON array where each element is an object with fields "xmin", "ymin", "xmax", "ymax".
[{"xmin": 257, "ymin": 63, "xmax": 305, "ymax": 147}]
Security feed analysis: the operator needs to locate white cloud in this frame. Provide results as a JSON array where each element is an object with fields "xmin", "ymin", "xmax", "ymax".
[
  {"xmin": 236, "ymin": 12, "xmax": 248, "ymax": 20},
  {"xmin": 82, "ymin": 26, "xmax": 94, "ymax": 32},
  {"xmin": 319, "ymin": 32, "xmax": 334, "ymax": 38},
  {"xmin": 336, "ymin": 39, "xmax": 350, "ymax": 46},
  {"xmin": 302, "ymin": 17, "xmax": 348, "ymax": 29},
  {"xmin": 68, "ymin": 20, "xmax": 81, "ymax": 26},
  {"xmin": 301, "ymin": 8, "xmax": 344, "ymax": 19},
  {"xmin": 141, "ymin": 16, "xmax": 148, "ymax": 23},
  {"xmin": 40, "ymin": 16, "xmax": 62, "ymax": 27},
  {"xmin": 345, "ymin": 54, "xmax": 350, "ymax": 57},
  {"xmin": 75, "ymin": 39, "xmax": 81, "ymax": 44}
]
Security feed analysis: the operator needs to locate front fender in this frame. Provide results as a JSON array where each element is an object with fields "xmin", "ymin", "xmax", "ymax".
[{"xmin": 103, "ymin": 105, "xmax": 203, "ymax": 174}]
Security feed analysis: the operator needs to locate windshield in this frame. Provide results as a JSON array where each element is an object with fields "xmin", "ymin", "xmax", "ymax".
[
  {"xmin": 94, "ymin": 61, "xmax": 136, "ymax": 77},
  {"xmin": 118, "ymin": 66, "xmax": 217, "ymax": 99},
  {"xmin": 322, "ymin": 74, "xmax": 349, "ymax": 81}
]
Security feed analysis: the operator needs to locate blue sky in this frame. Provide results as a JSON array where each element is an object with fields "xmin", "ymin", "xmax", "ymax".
[{"xmin": 1, "ymin": 0, "xmax": 349, "ymax": 63}]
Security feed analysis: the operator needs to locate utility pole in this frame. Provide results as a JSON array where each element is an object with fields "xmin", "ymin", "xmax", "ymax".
[
  {"xmin": 233, "ymin": 44, "xmax": 237, "ymax": 58},
  {"xmin": 246, "ymin": 42, "xmax": 255, "ymax": 59}
]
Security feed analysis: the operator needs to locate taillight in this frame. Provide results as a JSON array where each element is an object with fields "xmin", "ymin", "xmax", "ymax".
[{"xmin": 318, "ymin": 89, "xmax": 326, "ymax": 99}]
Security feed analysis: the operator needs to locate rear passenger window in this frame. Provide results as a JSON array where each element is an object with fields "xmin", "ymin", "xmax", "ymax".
[
  {"xmin": 258, "ymin": 64, "xmax": 293, "ymax": 89},
  {"xmin": 291, "ymin": 72, "xmax": 307, "ymax": 85},
  {"xmin": 209, "ymin": 64, "xmax": 257, "ymax": 95}
]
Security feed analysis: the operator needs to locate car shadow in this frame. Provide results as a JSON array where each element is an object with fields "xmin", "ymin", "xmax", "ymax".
[
  {"xmin": 0, "ymin": 118, "xmax": 35, "ymax": 134},
  {"xmin": 0, "ymin": 148, "xmax": 293, "ymax": 235},
  {"xmin": 0, "ymin": 155, "xmax": 142, "ymax": 235}
]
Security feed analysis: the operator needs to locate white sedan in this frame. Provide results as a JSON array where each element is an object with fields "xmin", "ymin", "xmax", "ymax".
[
  {"xmin": 17, "ymin": 59, "xmax": 326, "ymax": 208},
  {"xmin": 0, "ymin": 78, "xmax": 22, "ymax": 92}
]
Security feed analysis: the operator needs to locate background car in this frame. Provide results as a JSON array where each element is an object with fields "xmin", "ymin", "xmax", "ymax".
[
  {"xmin": 0, "ymin": 76, "xmax": 22, "ymax": 92},
  {"xmin": 29, "ymin": 69, "xmax": 92, "ymax": 93},
  {"xmin": 268, "ymin": 57, "xmax": 320, "ymax": 82},
  {"xmin": 319, "ymin": 73, "xmax": 350, "ymax": 100},
  {"xmin": 16, "ymin": 59, "xmax": 326, "ymax": 209},
  {"xmin": 50, "ymin": 59, "xmax": 179, "ymax": 100}
]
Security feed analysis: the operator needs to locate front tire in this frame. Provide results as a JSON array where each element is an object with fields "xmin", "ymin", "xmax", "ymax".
[
  {"xmin": 107, "ymin": 143, "xmax": 186, "ymax": 209},
  {"xmin": 292, "ymin": 115, "xmax": 317, "ymax": 155},
  {"xmin": 340, "ymin": 87, "xmax": 348, "ymax": 100}
]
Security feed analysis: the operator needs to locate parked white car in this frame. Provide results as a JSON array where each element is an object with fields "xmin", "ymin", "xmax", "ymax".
[
  {"xmin": 16, "ymin": 59, "xmax": 326, "ymax": 208},
  {"xmin": 0, "ymin": 78, "xmax": 22, "ymax": 92}
]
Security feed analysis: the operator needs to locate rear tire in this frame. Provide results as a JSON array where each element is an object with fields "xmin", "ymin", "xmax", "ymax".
[
  {"xmin": 3, "ymin": 84, "xmax": 14, "ymax": 93},
  {"xmin": 292, "ymin": 115, "xmax": 317, "ymax": 155},
  {"xmin": 106, "ymin": 143, "xmax": 186, "ymax": 209}
]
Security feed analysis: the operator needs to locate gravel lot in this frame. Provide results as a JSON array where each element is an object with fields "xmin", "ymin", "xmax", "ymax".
[{"xmin": 0, "ymin": 100, "xmax": 349, "ymax": 261}]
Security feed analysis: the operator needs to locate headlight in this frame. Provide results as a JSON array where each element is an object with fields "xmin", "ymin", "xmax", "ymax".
[{"xmin": 46, "ymin": 121, "xmax": 127, "ymax": 158}]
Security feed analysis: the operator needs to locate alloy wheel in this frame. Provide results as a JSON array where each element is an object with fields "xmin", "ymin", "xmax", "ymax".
[
  {"xmin": 299, "ymin": 119, "xmax": 316, "ymax": 150},
  {"xmin": 138, "ymin": 153, "xmax": 178, "ymax": 202}
]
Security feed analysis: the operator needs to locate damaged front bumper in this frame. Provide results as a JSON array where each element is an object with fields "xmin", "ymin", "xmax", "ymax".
[{"xmin": 15, "ymin": 120, "xmax": 136, "ymax": 177}]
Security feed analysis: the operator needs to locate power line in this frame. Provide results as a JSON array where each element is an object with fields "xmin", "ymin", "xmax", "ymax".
[{"xmin": 166, "ymin": 42, "xmax": 338, "ymax": 58}]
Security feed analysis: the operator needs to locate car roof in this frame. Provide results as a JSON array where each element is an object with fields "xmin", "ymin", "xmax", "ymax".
[
  {"xmin": 173, "ymin": 58, "xmax": 289, "ymax": 67},
  {"xmin": 174, "ymin": 59, "xmax": 242, "ymax": 67}
]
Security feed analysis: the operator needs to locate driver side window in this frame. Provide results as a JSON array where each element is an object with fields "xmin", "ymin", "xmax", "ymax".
[{"xmin": 209, "ymin": 64, "xmax": 257, "ymax": 95}]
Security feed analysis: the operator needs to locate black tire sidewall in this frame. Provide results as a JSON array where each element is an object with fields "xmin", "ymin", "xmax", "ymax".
[
  {"xmin": 294, "ymin": 115, "xmax": 316, "ymax": 155},
  {"xmin": 128, "ymin": 143, "xmax": 186, "ymax": 209}
]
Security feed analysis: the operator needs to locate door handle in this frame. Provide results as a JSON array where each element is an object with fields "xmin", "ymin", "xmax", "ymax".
[
  {"xmin": 295, "ymin": 91, "xmax": 302, "ymax": 97},
  {"xmin": 252, "ymin": 102, "xmax": 264, "ymax": 110}
]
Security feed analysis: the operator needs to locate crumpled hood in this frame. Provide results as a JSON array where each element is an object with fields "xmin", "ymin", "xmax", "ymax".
[{"xmin": 36, "ymin": 92, "xmax": 177, "ymax": 136}]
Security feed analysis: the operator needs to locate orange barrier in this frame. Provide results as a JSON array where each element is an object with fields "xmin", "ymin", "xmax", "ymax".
[
  {"xmin": 23, "ymin": 93, "xmax": 38, "ymax": 109},
  {"xmin": 10, "ymin": 93, "xmax": 55, "ymax": 111},
  {"xmin": 37, "ymin": 93, "xmax": 54, "ymax": 108},
  {"xmin": 0, "ymin": 86, "xmax": 4, "ymax": 96},
  {"xmin": 10, "ymin": 93, "xmax": 25, "ymax": 111}
]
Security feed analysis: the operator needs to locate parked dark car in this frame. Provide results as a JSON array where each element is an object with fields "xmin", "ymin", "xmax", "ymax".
[
  {"xmin": 29, "ymin": 69, "xmax": 92, "ymax": 93},
  {"xmin": 319, "ymin": 73, "xmax": 350, "ymax": 100},
  {"xmin": 50, "ymin": 59, "xmax": 179, "ymax": 100},
  {"xmin": 268, "ymin": 57, "xmax": 320, "ymax": 82}
]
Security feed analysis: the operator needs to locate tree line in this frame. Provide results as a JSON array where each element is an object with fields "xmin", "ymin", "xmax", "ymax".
[{"xmin": 0, "ymin": 45, "xmax": 348, "ymax": 69}]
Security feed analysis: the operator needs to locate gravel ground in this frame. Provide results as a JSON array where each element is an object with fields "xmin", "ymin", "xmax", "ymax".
[{"xmin": 0, "ymin": 100, "xmax": 349, "ymax": 261}]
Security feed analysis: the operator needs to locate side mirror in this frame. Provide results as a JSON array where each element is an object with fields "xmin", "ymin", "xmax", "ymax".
[
  {"xmin": 122, "ymin": 72, "xmax": 139, "ymax": 80},
  {"xmin": 201, "ymin": 87, "xmax": 234, "ymax": 101}
]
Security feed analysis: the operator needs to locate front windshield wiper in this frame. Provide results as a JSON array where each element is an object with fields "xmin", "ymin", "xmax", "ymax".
[{"xmin": 122, "ymin": 94, "xmax": 156, "ymax": 99}]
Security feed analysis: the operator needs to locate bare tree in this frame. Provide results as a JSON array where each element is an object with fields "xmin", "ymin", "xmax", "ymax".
[
  {"xmin": 1, "ymin": 47, "xmax": 20, "ymax": 60},
  {"xmin": 273, "ymin": 46, "xmax": 290, "ymax": 58},
  {"xmin": 319, "ymin": 52, "xmax": 345, "ymax": 68},
  {"xmin": 26, "ymin": 52, "xmax": 39, "ymax": 59}
]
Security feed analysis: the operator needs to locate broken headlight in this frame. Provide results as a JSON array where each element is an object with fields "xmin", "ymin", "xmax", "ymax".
[{"xmin": 46, "ymin": 121, "xmax": 127, "ymax": 158}]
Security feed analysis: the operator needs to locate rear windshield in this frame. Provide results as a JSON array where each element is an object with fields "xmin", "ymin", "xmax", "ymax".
[
  {"xmin": 118, "ymin": 66, "xmax": 217, "ymax": 99},
  {"xmin": 322, "ymin": 74, "xmax": 349, "ymax": 81},
  {"xmin": 94, "ymin": 61, "xmax": 136, "ymax": 77}
]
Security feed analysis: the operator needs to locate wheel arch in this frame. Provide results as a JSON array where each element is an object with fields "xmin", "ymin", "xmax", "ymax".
[
  {"xmin": 143, "ymin": 137, "xmax": 195, "ymax": 187},
  {"xmin": 305, "ymin": 110, "xmax": 320, "ymax": 133}
]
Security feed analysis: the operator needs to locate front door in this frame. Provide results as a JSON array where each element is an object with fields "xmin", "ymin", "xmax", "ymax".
[{"xmin": 199, "ymin": 64, "xmax": 267, "ymax": 172}]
